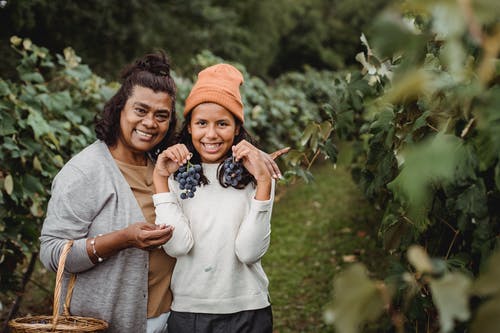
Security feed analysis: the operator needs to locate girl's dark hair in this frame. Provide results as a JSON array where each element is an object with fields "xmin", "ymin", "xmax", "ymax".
[
  {"xmin": 94, "ymin": 51, "xmax": 177, "ymax": 160},
  {"xmin": 175, "ymin": 112, "xmax": 256, "ymax": 189}
]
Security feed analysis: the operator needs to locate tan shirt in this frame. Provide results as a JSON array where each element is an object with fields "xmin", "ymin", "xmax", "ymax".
[{"xmin": 115, "ymin": 159, "xmax": 176, "ymax": 318}]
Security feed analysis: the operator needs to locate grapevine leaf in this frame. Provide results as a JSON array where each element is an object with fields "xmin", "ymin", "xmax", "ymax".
[
  {"xmin": 27, "ymin": 110, "xmax": 52, "ymax": 140},
  {"xmin": 319, "ymin": 121, "xmax": 333, "ymax": 140},
  {"xmin": 324, "ymin": 263, "xmax": 385, "ymax": 333},
  {"xmin": 20, "ymin": 72, "xmax": 44, "ymax": 84},
  {"xmin": 33, "ymin": 156, "xmax": 42, "ymax": 172},
  {"xmin": 0, "ymin": 80, "xmax": 11, "ymax": 96},
  {"xmin": 4, "ymin": 174, "xmax": 14, "ymax": 195},
  {"xmin": 381, "ymin": 69, "xmax": 431, "ymax": 105},
  {"xmin": 388, "ymin": 133, "xmax": 463, "ymax": 230},
  {"xmin": 299, "ymin": 123, "xmax": 315, "ymax": 148},
  {"xmin": 429, "ymin": 272, "xmax": 471, "ymax": 333}
]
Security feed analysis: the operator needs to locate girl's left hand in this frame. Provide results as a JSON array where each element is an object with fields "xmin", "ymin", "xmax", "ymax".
[{"xmin": 232, "ymin": 140, "xmax": 272, "ymax": 183}]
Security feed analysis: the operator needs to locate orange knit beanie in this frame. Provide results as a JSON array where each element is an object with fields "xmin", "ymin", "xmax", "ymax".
[{"xmin": 184, "ymin": 64, "xmax": 245, "ymax": 122}]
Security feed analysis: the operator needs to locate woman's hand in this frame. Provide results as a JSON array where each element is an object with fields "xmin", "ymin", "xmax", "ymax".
[
  {"xmin": 125, "ymin": 222, "xmax": 174, "ymax": 250},
  {"xmin": 86, "ymin": 222, "xmax": 174, "ymax": 263}
]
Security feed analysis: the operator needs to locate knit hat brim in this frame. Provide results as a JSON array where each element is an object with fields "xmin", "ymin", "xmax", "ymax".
[{"xmin": 184, "ymin": 64, "xmax": 245, "ymax": 122}]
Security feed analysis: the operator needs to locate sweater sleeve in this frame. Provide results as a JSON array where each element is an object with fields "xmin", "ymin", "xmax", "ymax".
[
  {"xmin": 40, "ymin": 164, "xmax": 101, "ymax": 273},
  {"xmin": 153, "ymin": 181, "xmax": 194, "ymax": 257},
  {"xmin": 234, "ymin": 180, "xmax": 275, "ymax": 264}
]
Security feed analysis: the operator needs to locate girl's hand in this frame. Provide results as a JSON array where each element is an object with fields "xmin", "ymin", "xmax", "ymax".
[
  {"xmin": 154, "ymin": 144, "xmax": 191, "ymax": 178},
  {"xmin": 260, "ymin": 147, "xmax": 290, "ymax": 179},
  {"xmin": 232, "ymin": 140, "xmax": 272, "ymax": 183}
]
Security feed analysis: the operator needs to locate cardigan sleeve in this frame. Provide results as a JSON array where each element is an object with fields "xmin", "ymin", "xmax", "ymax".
[
  {"xmin": 234, "ymin": 180, "xmax": 275, "ymax": 264},
  {"xmin": 40, "ymin": 163, "xmax": 108, "ymax": 273}
]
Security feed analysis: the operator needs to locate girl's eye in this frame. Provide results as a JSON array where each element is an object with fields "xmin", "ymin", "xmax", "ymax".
[
  {"xmin": 196, "ymin": 120, "xmax": 207, "ymax": 126},
  {"xmin": 217, "ymin": 122, "xmax": 228, "ymax": 127}
]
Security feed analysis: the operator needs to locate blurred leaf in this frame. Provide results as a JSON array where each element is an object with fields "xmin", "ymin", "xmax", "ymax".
[
  {"xmin": 382, "ymin": 69, "xmax": 432, "ymax": 105},
  {"xmin": 469, "ymin": 296, "xmax": 500, "ymax": 333},
  {"xmin": 472, "ymin": 250, "xmax": 500, "ymax": 297},
  {"xmin": 19, "ymin": 72, "xmax": 44, "ymax": 84},
  {"xmin": 407, "ymin": 245, "xmax": 433, "ymax": 273},
  {"xmin": 388, "ymin": 133, "xmax": 464, "ymax": 229},
  {"xmin": 319, "ymin": 121, "xmax": 333, "ymax": 140},
  {"xmin": 429, "ymin": 272, "xmax": 472, "ymax": 333},
  {"xmin": 300, "ymin": 123, "xmax": 315, "ymax": 147},
  {"xmin": 33, "ymin": 156, "xmax": 42, "ymax": 172},
  {"xmin": 324, "ymin": 263, "xmax": 385, "ymax": 333}
]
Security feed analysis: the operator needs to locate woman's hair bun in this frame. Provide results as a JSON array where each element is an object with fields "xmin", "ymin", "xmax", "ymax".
[{"xmin": 121, "ymin": 51, "xmax": 171, "ymax": 80}]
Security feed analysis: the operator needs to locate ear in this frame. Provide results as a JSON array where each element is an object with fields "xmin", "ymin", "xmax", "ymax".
[
  {"xmin": 188, "ymin": 123, "xmax": 192, "ymax": 134},
  {"xmin": 234, "ymin": 124, "xmax": 240, "ymax": 136}
]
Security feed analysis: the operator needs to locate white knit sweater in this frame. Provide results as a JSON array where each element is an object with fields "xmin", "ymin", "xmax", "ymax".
[{"xmin": 153, "ymin": 163, "xmax": 274, "ymax": 314}]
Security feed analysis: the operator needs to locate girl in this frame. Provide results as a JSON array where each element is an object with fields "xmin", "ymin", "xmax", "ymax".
[{"xmin": 153, "ymin": 63, "xmax": 274, "ymax": 332}]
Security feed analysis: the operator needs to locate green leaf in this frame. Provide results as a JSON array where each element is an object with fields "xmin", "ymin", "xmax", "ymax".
[
  {"xmin": 388, "ymin": 133, "xmax": 464, "ymax": 229},
  {"xmin": 27, "ymin": 109, "xmax": 52, "ymax": 140},
  {"xmin": 33, "ymin": 156, "xmax": 42, "ymax": 172},
  {"xmin": 299, "ymin": 123, "xmax": 315, "ymax": 147},
  {"xmin": 4, "ymin": 174, "xmax": 14, "ymax": 195},
  {"xmin": 324, "ymin": 263, "xmax": 385, "ymax": 333},
  {"xmin": 19, "ymin": 72, "xmax": 44, "ymax": 84},
  {"xmin": 429, "ymin": 272, "xmax": 471, "ymax": 333},
  {"xmin": 0, "ymin": 80, "xmax": 11, "ymax": 96},
  {"xmin": 0, "ymin": 112, "xmax": 17, "ymax": 136},
  {"xmin": 319, "ymin": 121, "xmax": 333, "ymax": 140}
]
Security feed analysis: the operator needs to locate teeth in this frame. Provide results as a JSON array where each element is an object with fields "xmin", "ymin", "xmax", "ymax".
[
  {"xmin": 204, "ymin": 144, "xmax": 219, "ymax": 149},
  {"xmin": 136, "ymin": 129, "xmax": 153, "ymax": 138}
]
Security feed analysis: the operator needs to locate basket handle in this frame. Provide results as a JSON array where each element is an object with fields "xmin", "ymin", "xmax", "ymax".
[{"xmin": 52, "ymin": 240, "xmax": 77, "ymax": 326}]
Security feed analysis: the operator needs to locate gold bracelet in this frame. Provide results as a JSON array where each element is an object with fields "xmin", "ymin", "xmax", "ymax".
[{"xmin": 90, "ymin": 234, "xmax": 104, "ymax": 263}]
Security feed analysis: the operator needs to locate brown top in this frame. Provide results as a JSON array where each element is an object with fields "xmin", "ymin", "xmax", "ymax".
[{"xmin": 115, "ymin": 158, "xmax": 176, "ymax": 318}]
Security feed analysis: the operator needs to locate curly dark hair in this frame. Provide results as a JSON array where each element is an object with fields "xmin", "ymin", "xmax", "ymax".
[
  {"xmin": 94, "ymin": 51, "xmax": 177, "ymax": 160},
  {"xmin": 175, "ymin": 112, "xmax": 257, "ymax": 189}
]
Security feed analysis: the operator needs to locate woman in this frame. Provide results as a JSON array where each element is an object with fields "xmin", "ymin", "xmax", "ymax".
[
  {"xmin": 153, "ymin": 63, "xmax": 275, "ymax": 332},
  {"xmin": 40, "ymin": 52, "xmax": 178, "ymax": 333}
]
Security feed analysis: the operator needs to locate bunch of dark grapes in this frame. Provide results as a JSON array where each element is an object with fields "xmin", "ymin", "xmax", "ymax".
[
  {"xmin": 175, "ymin": 161, "xmax": 202, "ymax": 199},
  {"xmin": 222, "ymin": 156, "xmax": 245, "ymax": 187}
]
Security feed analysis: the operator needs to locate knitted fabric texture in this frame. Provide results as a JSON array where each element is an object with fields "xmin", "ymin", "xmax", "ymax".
[{"xmin": 184, "ymin": 64, "xmax": 245, "ymax": 122}]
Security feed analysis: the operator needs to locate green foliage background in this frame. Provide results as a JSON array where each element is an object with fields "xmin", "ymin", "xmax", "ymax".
[
  {"xmin": 0, "ymin": 0, "xmax": 390, "ymax": 79},
  {"xmin": 1, "ymin": 0, "xmax": 500, "ymax": 332}
]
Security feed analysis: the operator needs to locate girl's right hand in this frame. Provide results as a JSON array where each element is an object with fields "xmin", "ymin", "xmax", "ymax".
[{"xmin": 154, "ymin": 144, "xmax": 191, "ymax": 178}]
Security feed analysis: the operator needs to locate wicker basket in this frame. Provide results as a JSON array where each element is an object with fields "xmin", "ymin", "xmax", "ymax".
[{"xmin": 9, "ymin": 241, "xmax": 109, "ymax": 332}]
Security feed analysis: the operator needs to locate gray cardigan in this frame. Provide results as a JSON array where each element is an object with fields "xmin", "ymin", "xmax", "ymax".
[{"xmin": 40, "ymin": 140, "xmax": 149, "ymax": 333}]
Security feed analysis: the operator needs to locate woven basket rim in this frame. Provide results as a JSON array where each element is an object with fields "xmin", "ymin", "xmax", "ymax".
[{"xmin": 9, "ymin": 314, "xmax": 108, "ymax": 331}]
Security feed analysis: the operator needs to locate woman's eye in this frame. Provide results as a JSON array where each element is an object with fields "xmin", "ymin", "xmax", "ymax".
[
  {"xmin": 135, "ymin": 108, "xmax": 146, "ymax": 114},
  {"xmin": 156, "ymin": 114, "xmax": 169, "ymax": 121}
]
